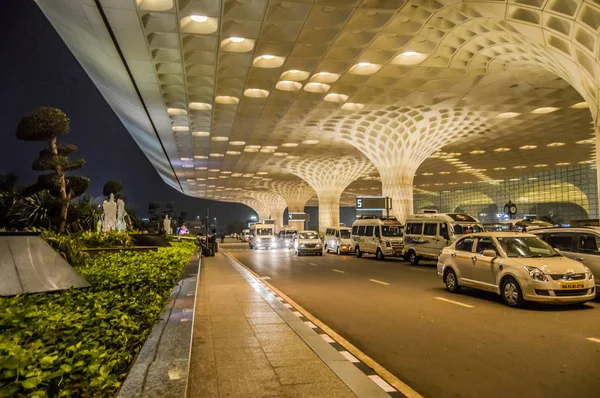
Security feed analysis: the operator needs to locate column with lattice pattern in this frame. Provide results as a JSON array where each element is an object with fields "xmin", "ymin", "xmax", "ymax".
[
  {"xmin": 245, "ymin": 191, "xmax": 288, "ymax": 232},
  {"xmin": 286, "ymin": 156, "xmax": 375, "ymax": 233},
  {"xmin": 322, "ymin": 106, "xmax": 488, "ymax": 222}
]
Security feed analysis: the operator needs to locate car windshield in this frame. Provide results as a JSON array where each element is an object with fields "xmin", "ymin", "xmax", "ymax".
[
  {"xmin": 452, "ymin": 224, "xmax": 484, "ymax": 235},
  {"xmin": 340, "ymin": 230, "xmax": 351, "ymax": 239},
  {"xmin": 381, "ymin": 226, "xmax": 403, "ymax": 237},
  {"xmin": 497, "ymin": 237, "xmax": 559, "ymax": 258},
  {"xmin": 256, "ymin": 228, "xmax": 272, "ymax": 236},
  {"xmin": 299, "ymin": 232, "xmax": 319, "ymax": 239}
]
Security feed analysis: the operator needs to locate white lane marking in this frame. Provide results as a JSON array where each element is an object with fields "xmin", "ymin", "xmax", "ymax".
[
  {"xmin": 369, "ymin": 279, "xmax": 390, "ymax": 286},
  {"xmin": 409, "ymin": 267, "xmax": 428, "ymax": 272},
  {"xmin": 292, "ymin": 311, "xmax": 303, "ymax": 317},
  {"xmin": 332, "ymin": 269, "xmax": 345, "ymax": 273},
  {"xmin": 586, "ymin": 337, "xmax": 600, "ymax": 344},
  {"xmin": 320, "ymin": 334, "xmax": 335, "ymax": 343},
  {"xmin": 368, "ymin": 375, "xmax": 397, "ymax": 393},
  {"xmin": 340, "ymin": 351, "xmax": 360, "ymax": 363},
  {"xmin": 435, "ymin": 297, "xmax": 474, "ymax": 308},
  {"xmin": 304, "ymin": 321, "xmax": 317, "ymax": 329},
  {"xmin": 283, "ymin": 303, "xmax": 293, "ymax": 309},
  {"xmin": 309, "ymin": 262, "xmax": 318, "ymax": 266}
]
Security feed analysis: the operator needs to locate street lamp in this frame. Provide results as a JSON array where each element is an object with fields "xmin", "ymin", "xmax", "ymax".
[{"xmin": 250, "ymin": 215, "xmax": 257, "ymax": 221}]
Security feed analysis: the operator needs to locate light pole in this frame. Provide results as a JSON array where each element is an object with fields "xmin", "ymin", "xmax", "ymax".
[{"xmin": 214, "ymin": 217, "xmax": 217, "ymax": 233}]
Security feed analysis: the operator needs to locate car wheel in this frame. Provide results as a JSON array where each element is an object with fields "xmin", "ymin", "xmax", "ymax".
[
  {"xmin": 444, "ymin": 269, "xmax": 461, "ymax": 293},
  {"xmin": 408, "ymin": 250, "xmax": 419, "ymax": 266},
  {"xmin": 325, "ymin": 244, "xmax": 329, "ymax": 253},
  {"xmin": 249, "ymin": 243, "xmax": 253, "ymax": 249},
  {"xmin": 355, "ymin": 246, "xmax": 362, "ymax": 258},
  {"xmin": 319, "ymin": 251, "xmax": 323, "ymax": 256},
  {"xmin": 337, "ymin": 246, "xmax": 342, "ymax": 255},
  {"xmin": 376, "ymin": 249, "xmax": 385, "ymax": 261},
  {"xmin": 501, "ymin": 277, "xmax": 524, "ymax": 308},
  {"xmin": 294, "ymin": 250, "xmax": 298, "ymax": 256}
]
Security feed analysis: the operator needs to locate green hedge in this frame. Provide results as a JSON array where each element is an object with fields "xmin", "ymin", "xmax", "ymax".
[{"xmin": 0, "ymin": 243, "xmax": 195, "ymax": 397}]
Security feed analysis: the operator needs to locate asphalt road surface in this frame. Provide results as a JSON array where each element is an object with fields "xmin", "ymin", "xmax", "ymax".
[{"xmin": 222, "ymin": 242, "xmax": 600, "ymax": 398}]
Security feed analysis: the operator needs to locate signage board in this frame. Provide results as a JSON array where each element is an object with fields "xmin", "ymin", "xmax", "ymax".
[
  {"xmin": 288, "ymin": 212, "xmax": 307, "ymax": 221},
  {"xmin": 356, "ymin": 196, "xmax": 391, "ymax": 211}
]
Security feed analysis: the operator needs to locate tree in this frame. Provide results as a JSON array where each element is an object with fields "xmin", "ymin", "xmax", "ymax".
[
  {"xmin": 103, "ymin": 180, "xmax": 124, "ymax": 198},
  {"xmin": 16, "ymin": 107, "xmax": 89, "ymax": 233},
  {"xmin": 165, "ymin": 202, "xmax": 176, "ymax": 217},
  {"xmin": 148, "ymin": 202, "xmax": 161, "ymax": 232},
  {"xmin": 177, "ymin": 211, "xmax": 188, "ymax": 227}
]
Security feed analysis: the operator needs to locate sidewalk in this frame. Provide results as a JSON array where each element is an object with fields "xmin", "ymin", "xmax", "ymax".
[{"xmin": 187, "ymin": 252, "xmax": 388, "ymax": 397}]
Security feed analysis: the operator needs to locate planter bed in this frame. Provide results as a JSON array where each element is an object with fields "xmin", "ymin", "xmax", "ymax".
[
  {"xmin": 81, "ymin": 246, "xmax": 159, "ymax": 256},
  {"xmin": 0, "ymin": 242, "xmax": 195, "ymax": 397}
]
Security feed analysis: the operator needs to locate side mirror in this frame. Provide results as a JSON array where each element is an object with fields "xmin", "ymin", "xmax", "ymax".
[{"xmin": 482, "ymin": 249, "xmax": 497, "ymax": 258}]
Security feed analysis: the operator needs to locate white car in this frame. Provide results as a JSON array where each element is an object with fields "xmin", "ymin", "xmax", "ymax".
[
  {"xmin": 437, "ymin": 232, "xmax": 596, "ymax": 307},
  {"xmin": 294, "ymin": 231, "xmax": 323, "ymax": 256}
]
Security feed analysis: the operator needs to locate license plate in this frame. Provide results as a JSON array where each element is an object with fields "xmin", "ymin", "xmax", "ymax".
[{"xmin": 561, "ymin": 282, "xmax": 585, "ymax": 289}]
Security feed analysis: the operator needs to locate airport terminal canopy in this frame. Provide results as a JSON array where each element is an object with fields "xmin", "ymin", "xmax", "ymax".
[{"xmin": 37, "ymin": 0, "xmax": 600, "ymax": 222}]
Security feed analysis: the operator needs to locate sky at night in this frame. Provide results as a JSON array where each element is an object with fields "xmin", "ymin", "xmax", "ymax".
[{"xmin": 0, "ymin": 1, "xmax": 357, "ymax": 231}]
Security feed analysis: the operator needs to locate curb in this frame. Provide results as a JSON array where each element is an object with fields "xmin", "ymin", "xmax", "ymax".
[{"xmin": 224, "ymin": 251, "xmax": 421, "ymax": 398}]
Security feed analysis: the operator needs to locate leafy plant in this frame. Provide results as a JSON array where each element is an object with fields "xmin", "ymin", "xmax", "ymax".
[
  {"xmin": 0, "ymin": 244, "xmax": 195, "ymax": 397},
  {"xmin": 16, "ymin": 107, "xmax": 89, "ymax": 234}
]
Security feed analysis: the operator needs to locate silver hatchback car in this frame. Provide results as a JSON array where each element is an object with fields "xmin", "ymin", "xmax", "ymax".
[{"xmin": 437, "ymin": 232, "xmax": 596, "ymax": 307}]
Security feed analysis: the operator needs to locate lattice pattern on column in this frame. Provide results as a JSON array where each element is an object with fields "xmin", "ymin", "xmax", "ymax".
[
  {"xmin": 263, "ymin": 180, "xmax": 316, "ymax": 213},
  {"xmin": 245, "ymin": 191, "xmax": 288, "ymax": 231},
  {"xmin": 237, "ymin": 198, "xmax": 270, "ymax": 223},
  {"xmin": 322, "ymin": 106, "xmax": 488, "ymax": 221},
  {"xmin": 285, "ymin": 156, "xmax": 375, "ymax": 233}
]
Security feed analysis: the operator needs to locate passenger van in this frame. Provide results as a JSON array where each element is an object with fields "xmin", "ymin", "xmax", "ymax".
[
  {"xmin": 241, "ymin": 229, "xmax": 250, "ymax": 242},
  {"xmin": 351, "ymin": 216, "xmax": 404, "ymax": 260},
  {"xmin": 324, "ymin": 227, "xmax": 353, "ymax": 255},
  {"xmin": 278, "ymin": 227, "xmax": 297, "ymax": 249},
  {"xmin": 404, "ymin": 213, "xmax": 484, "ymax": 265},
  {"xmin": 249, "ymin": 223, "xmax": 276, "ymax": 249}
]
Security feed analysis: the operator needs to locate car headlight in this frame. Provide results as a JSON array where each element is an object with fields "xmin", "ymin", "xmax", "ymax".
[
  {"xmin": 585, "ymin": 267, "xmax": 594, "ymax": 280},
  {"xmin": 299, "ymin": 244, "xmax": 305, "ymax": 248},
  {"xmin": 524, "ymin": 266, "xmax": 547, "ymax": 282},
  {"xmin": 316, "ymin": 244, "xmax": 322, "ymax": 248}
]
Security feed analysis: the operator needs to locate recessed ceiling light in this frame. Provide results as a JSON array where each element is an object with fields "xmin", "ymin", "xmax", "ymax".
[
  {"xmin": 528, "ymin": 177, "xmax": 538, "ymax": 180},
  {"xmin": 303, "ymin": 82, "xmax": 330, "ymax": 93},
  {"xmin": 576, "ymin": 139, "xmax": 594, "ymax": 144},
  {"xmin": 194, "ymin": 155, "xmax": 208, "ymax": 159},
  {"xmin": 341, "ymin": 103, "xmax": 365, "ymax": 111},
  {"xmin": 519, "ymin": 145, "xmax": 537, "ymax": 150},
  {"xmin": 324, "ymin": 93, "xmax": 349, "ymax": 103},
  {"xmin": 531, "ymin": 107, "xmax": 559, "ymax": 114},
  {"xmin": 547, "ymin": 142, "xmax": 565, "ymax": 147},
  {"xmin": 358, "ymin": 62, "xmax": 371, "ymax": 67},
  {"xmin": 256, "ymin": 171, "xmax": 268, "ymax": 175},
  {"xmin": 533, "ymin": 164, "xmax": 547, "ymax": 168},
  {"xmin": 181, "ymin": 157, "xmax": 192, "ymax": 161},
  {"xmin": 513, "ymin": 165, "xmax": 527, "ymax": 169},
  {"xmin": 263, "ymin": 145, "xmax": 278, "ymax": 150},
  {"xmin": 244, "ymin": 88, "xmax": 269, "ymax": 98},
  {"xmin": 195, "ymin": 166, "xmax": 207, "ymax": 170},
  {"xmin": 289, "ymin": 69, "xmax": 299, "ymax": 73},
  {"xmin": 244, "ymin": 147, "xmax": 259, "ymax": 152},
  {"xmin": 246, "ymin": 145, "xmax": 261, "ymax": 149},
  {"xmin": 275, "ymin": 81, "xmax": 302, "ymax": 91},
  {"xmin": 192, "ymin": 131, "xmax": 210, "ymax": 137},
  {"xmin": 402, "ymin": 51, "xmax": 417, "ymax": 56},
  {"xmin": 274, "ymin": 152, "xmax": 288, "ymax": 157},
  {"xmin": 570, "ymin": 102, "xmax": 588, "ymax": 109},
  {"xmin": 439, "ymin": 171, "xmax": 451, "ymax": 175},
  {"xmin": 208, "ymin": 168, "xmax": 219, "ymax": 172},
  {"xmin": 229, "ymin": 141, "xmax": 245, "ymax": 146},
  {"xmin": 469, "ymin": 150, "xmax": 485, "ymax": 154},
  {"xmin": 167, "ymin": 108, "xmax": 187, "ymax": 116},
  {"xmin": 282, "ymin": 143, "xmax": 298, "ymax": 148},
  {"xmin": 422, "ymin": 172, "xmax": 433, "ymax": 176},
  {"xmin": 392, "ymin": 51, "xmax": 429, "ymax": 65},
  {"xmin": 172, "ymin": 126, "xmax": 189, "ymax": 132},
  {"xmin": 556, "ymin": 162, "xmax": 570, "ymax": 166},
  {"xmin": 188, "ymin": 102, "xmax": 212, "ymax": 111},
  {"xmin": 226, "ymin": 151, "xmax": 241, "ymax": 155},
  {"xmin": 261, "ymin": 54, "xmax": 274, "ymax": 59},
  {"xmin": 230, "ymin": 37, "xmax": 245, "ymax": 43},
  {"xmin": 212, "ymin": 136, "xmax": 228, "ymax": 141},
  {"xmin": 495, "ymin": 112, "xmax": 520, "ymax": 119},
  {"xmin": 494, "ymin": 147, "xmax": 511, "ymax": 152},
  {"xmin": 349, "ymin": 62, "xmax": 382, "ymax": 75},
  {"xmin": 215, "ymin": 96, "xmax": 239, "ymax": 104},
  {"xmin": 190, "ymin": 15, "xmax": 208, "ymax": 23},
  {"xmin": 493, "ymin": 167, "xmax": 506, "ymax": 170},
  {"xmin": 302, "ymin": 140, "xmax": 319, "ymax": 144},
  {"xmin": 579, "ymin": 160, "xmax": 594, "ymax": 164},
  {"xmin": 209, "ymin": 153, "xmax": 224, "ymax": 157},
  {"xmin": 509, "ymin": 178, "xmax": 520, "ymax": 182}
]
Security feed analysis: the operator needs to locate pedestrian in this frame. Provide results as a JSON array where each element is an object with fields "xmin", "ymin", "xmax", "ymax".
[{"xmin": 210, "ymin": 228, "xmax": 218, "ymax": 256}]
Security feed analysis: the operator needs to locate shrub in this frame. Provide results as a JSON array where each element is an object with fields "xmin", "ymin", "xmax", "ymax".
[{"xmin": 0, "ymin": 243, "xmax": 195, "ymax": 397}]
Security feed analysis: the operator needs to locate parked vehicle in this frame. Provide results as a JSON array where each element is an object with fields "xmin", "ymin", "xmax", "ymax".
[
  {"xmin": 249, "ymin": 223, "xmax": 276, "ymax": 249},
  {"xmin": 241, "ymin": 229, "xmax": 250, "ymax": 242},
  {"xmin": 404, "ymin": 213, "xmax": 484, "ymax": 265},
  {"xmin": 437, "ymin": 232, "xmax": 595, "ymax": 307},
  {"xmin": 293, "ymin": 230, "xmax": 323, "ymax": 256},
  {"xmin": 324, "ymin": 227, "xmax": 353, "ymax": 254},
  {"xmin": 278, "ymin": 228, "xmax": 297, "ymax": 249},
  {"xmin": 531, "ymin": 227, "xmax": 600, "ymax": 290},
  {"xmin": 351, "ymin": 216, "xmax": 404, "ymax": 261}
]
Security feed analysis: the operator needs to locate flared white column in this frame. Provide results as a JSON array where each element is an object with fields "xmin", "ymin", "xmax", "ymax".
[
  {"xmin": 316, "ymin": 192, "xmax": 342, "ymax": 234},
  {"xmin": 381, "ymin": 173, "xmax": 415, "ymax": 223}
]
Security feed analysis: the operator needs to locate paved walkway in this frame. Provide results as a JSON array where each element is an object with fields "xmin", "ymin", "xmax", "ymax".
[{"xmin": 187, "ymin": 252, "xmax": 374, "ymax": 397}]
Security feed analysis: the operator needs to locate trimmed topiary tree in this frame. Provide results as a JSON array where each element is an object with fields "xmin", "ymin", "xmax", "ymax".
[
  {"xmin": 16, "ymin": 107, "xmax": 89, "ymax": 233},
  {"xmin": 102, "ymin": 180, "xmax": 124, "ymax": 199}
]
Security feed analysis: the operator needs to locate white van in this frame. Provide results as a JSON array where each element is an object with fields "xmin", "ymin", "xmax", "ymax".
[
  {"xmin": 324, "ymin": 227, "xmax": 353, "ymax": 255},
  {"xmin": 241, "ymin": 229, "xmax": 250, "ymax": 242},
  {"xmin": 249, "ymin": 223, "xmax": 276, "ymax": 249},
  {"xmin": 351, "ymin": 216, "xmax": 404, "ymax": 260},
  {"xmin": 404, "ymin": 213, "xmax": 484, "ymax": 265}
]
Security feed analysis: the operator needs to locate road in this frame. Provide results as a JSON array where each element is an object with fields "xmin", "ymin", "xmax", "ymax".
[{"xmin": 222, "ymin": 242, "xmax": 600, "ymax": 398}]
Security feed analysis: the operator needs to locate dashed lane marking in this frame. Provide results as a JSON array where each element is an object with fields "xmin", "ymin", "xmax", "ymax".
[
  {"xmin": 369, "ymin": 375, "xmax": 397, "ymax": 393},
  {"xmin": 332, "ymin": 269, "xmax": 345, "ymax": 274},
  {"xmin": 435, "ymin": 297, "xmax": 474, "ymax": 308},
  {"xmin": 309, "ymin": 262, "xmax": 318, "ymax": 266},
  {"xmin": 409, "ymin": 267, "xmax": 428, "ymax": 272},
  {"xmin": 586, "ymin": 337, "xmax": 600, "ymax": 344},
  {"xmin": 292, "ymin": 311, "xmax": 303, "ymax": 317},
  {"xmin": 340, "ymin": 351, "xmax": 360, "ymax": 363},
  {"xmin": 304, "ymin": 321, "xmax": 318, "ymax": 329},
  {"xmin": 320, "ymin": 334, "xmax": 335, "ymax": 343},
  {"xmin": 369, "ymin": 279, "xmax": 390, "ymax": 286}
]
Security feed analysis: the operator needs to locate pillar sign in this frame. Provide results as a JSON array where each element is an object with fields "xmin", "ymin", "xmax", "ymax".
[
  {"xmin": 356, "ymin": 196, "xmax": 391, "ymax": 211},
  {"xmin": 288, "ymin": 212, "xmax": 308, "ymax": 221}
]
